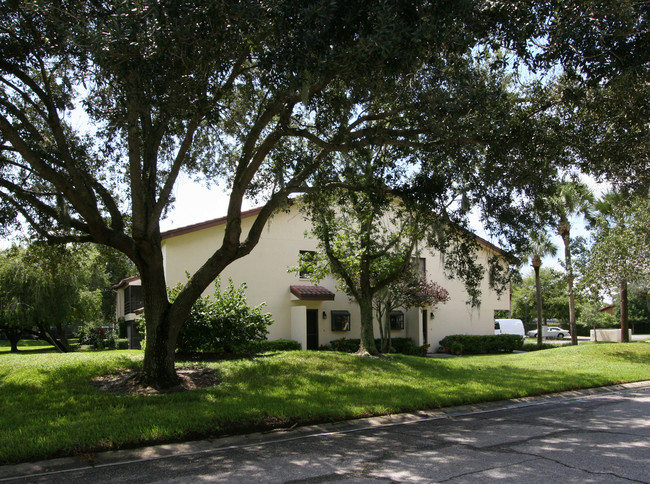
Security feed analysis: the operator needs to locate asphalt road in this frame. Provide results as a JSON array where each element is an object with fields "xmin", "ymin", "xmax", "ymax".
[{"xmin": 2, "ymin": 382, "xmax": 649, "ymax": 483}]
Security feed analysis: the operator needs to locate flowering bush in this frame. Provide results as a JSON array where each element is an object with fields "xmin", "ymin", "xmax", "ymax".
[{"xmin": 78, "ymin": 325, "xmax": 117, "ymax": 350}]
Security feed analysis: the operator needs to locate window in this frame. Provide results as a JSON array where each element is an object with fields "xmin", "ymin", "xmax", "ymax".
[
  {"xmin": 418, "ymin": 257, "xmax": 426, "ymax": 279},
  {"xmin": 331, "ymin": 310, "xmax": 351, "ymax": 331},
  {"xmin": 124, "ymin": 285, "xmax": 142, "ymax": 314},
  {"xmin": 299, "ymin": 250, "xmax": 316, "ymax": 279},
  {"xmin": 390, "ymin": 311, "xmax": 405, "ymax": 330}
]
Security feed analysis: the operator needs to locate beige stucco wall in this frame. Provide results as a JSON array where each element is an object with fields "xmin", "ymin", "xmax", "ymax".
[{"xmin": 162, "ymin": 206, "xmax": 510, "ymax": 351}]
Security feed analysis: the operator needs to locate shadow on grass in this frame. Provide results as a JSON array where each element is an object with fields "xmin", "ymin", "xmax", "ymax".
[
  {"xmin": 0, "ymin": 346, "xmax": 64, "ymax": 355},
  {"xmin": 1, "ymin": 347, "xmax": 649, "ymax": 465},
  {"xmin": 175, "ymin": 351, "xmax": 278, "ymax": 363},
  {"xmin": 599, "ymin": 347, "xmax": 650, "ymax": 365}
]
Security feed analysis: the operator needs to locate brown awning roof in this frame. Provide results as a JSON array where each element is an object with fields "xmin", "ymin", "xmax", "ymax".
[
  {"xmin": 112, "ymin": 276, "xmax": 140, "ymax": 290},
  {"xmin": 290, "ymin": 285, "xmax": 335, "ymax": 301}
]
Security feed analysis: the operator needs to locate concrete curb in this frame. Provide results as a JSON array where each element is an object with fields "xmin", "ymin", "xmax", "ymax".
[{"xmin": 2, "ymin": 380, "xmax": 650, "ymax": 481}]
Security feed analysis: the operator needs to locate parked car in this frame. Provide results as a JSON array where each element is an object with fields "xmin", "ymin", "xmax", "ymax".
[
  {"xmin": 527, "ymin": 327, "xmax": 570, "ymax": 339},
  {"xmin": 494, "ymin": 319, "xmax": 525, "ymax": 337}
]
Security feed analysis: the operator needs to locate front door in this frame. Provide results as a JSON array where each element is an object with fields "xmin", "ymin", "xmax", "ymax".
[
  {"xmin": 422, "ymin": 309, "xmax": 428, "ymax": 345},
  {"xmin": 306, "ymin": 309, "xmax": 319, "ymax": 350}
]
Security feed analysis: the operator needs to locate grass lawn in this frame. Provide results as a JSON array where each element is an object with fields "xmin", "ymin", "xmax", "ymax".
[{"xmin": 1, "ymin": 342, "xmax": 650, "ymax": 465}]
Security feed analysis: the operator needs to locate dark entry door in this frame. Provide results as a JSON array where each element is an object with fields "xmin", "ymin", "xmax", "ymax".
[
  {"xmin": 306, "ymin": 309, "xmax": 319, "ymax": 350},
  {"xmin": 422, "ymin": 309, "xmax": 428, "ymax": 344}
]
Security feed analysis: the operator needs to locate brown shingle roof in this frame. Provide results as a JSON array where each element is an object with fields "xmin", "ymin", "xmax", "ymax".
[
  {"xmin": 161, "ymin": 206, "xmax": 264, "ymax": 240},
  {"xmin": 290, "ymin": 285, "xmax": 336, "ymax": 301}
]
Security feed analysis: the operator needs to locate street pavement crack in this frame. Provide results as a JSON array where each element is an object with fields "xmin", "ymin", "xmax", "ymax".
[{"xmin": 434, "ymin": 456, "xmax": 541, "ymax": 483}]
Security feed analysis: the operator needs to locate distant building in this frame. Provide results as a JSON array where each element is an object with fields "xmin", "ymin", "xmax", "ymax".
[{"xmin": 599, "ymin": 304, "xmax": 615, "ymax": 315}]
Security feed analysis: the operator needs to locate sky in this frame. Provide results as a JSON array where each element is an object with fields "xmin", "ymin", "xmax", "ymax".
[{"xmin": 159, "ymin": 175, "xmax": 239, "ymax": 232}]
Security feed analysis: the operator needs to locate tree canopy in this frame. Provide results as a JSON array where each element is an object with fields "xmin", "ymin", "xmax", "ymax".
[
  {"xmin": 0, "ymin": 243, "xmax": 105, "ymax": 352},
  {"xmin": 579, "ymin": 193, "xmax": 650, "ymax": 341},
  {"xmin": 529, "ymin": 1, "xmax": 650, "ymax": 193}
]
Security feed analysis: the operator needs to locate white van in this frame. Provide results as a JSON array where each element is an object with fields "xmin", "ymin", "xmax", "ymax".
[{"xmin": 494, "ymin": 319, "xmax": 525, "ymax": 337}]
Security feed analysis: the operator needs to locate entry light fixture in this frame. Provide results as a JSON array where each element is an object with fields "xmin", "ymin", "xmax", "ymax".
[{"xmin": 322, "ymin": 311, "xmax": 327, "ymax": 319}]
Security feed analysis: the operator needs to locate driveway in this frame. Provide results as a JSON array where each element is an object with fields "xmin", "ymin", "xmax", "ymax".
[{"xmin": 2, "ymin": 382, "xmax": 649, "ymax": 483}]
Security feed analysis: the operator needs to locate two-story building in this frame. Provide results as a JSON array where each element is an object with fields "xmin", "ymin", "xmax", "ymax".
[{"xmin": 115, "ymin": 204, "xmax": 510, "ymax": 351}]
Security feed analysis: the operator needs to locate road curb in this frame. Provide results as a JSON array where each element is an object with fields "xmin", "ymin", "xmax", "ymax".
[{"xmin": 2, "ymin": 380, "xmax": 650, "ymax": 481}]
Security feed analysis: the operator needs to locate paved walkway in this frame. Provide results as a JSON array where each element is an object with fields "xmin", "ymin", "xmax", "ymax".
[{"xmin": 2, "ymin": 381, "xmax": 649, "ymax": 483}]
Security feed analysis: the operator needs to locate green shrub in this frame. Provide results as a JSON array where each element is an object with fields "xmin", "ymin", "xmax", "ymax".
[
  {"xmin": 329, "ymin": 338, "xmax": 361, "ymax": 353},
  {"xmin": 386, "ymin": 337, "xmax": 423, "ymax": 356},
  {"xmin": 328, "ymin": 337, "xmax": 423, "ymax": 356},
  {"xmin": 450, "ymin": 341, "xmax": 463, "ymax": 355},
  {"xmin": 244, "ymin": 339, "xmax": 301, "ymax": 353},
  {"xmin": 522, "ymin": 341, "xmax": 556, "ymax": 351},
  {"xmin": 439, "ymin": 334, "xmax": 524, "ymax": 354},
  {"xmin": 76, "ymin": 325, "xmax": 117, "ymax": 350},
  {"xmin": 173, "ymin": 278, "xmax": 273, "ymax": 354}
]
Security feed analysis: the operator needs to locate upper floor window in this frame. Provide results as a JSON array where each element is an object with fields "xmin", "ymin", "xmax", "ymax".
[
  {"xmin": 299, "ymin": 250, "xmax": 316, "ymax": 279},
  {"xmin": 418, "ymin": 257, "xmax": 426, "ymax": 279},
  {"xmin": 124, "ymin": 285, "xmax": 143, "ymax": 314}
]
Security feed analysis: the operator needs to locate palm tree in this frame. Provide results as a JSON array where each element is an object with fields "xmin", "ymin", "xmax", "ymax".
[
  {"xmin": 525, "ymin": 230, "xmax": 558, "ymax": 345},
  {"xmin": 548, "ymin": 180, "xmax": 593, "ymax": 345}
]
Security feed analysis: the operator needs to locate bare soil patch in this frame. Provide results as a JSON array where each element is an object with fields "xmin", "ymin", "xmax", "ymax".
[{"xmin": 93, "ymin": 366, "xmax": 219, "ymax": 395}]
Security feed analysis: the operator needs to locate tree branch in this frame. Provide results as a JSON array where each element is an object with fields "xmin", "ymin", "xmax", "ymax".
[{"xmin": 153, "ymin": 115, "xmax": 201, "ymax": 224}]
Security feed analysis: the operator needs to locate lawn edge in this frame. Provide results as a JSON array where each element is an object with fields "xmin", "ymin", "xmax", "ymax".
[{"xmin": 2, "ymin": 379, "xmax": 650, "ymax": 480}]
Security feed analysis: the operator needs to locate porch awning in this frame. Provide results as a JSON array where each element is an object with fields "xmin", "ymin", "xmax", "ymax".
[{"xmin": 289, "ymin": 285, "xmax": 335, "ymax": 301}]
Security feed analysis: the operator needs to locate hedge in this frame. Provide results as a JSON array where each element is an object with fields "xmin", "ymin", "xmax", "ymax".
[
  {"xmin": 521, "ymin": 341, "xmax": 556, "ymax": 352},
  {"xmin": 438, "ymin": 334, "xmax": 524, "ymax": 355},
  {"xmin": 244, "ymin": 339, "xmax": 301, "ymax": 353},
  {"xmin": 327, "ymin": 337, "xmax": 425, "ymax": 356}
]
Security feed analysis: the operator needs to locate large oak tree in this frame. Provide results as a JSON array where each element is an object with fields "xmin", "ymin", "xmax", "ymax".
[{"xmin": 0, "ymin": 1, "xmax": 620, "ymax": 388}]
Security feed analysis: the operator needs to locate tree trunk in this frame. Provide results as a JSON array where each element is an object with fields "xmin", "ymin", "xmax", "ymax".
[
  {"xmin": 384, "ymin": 312, "xmax": 392, "ymax": 353},
  {"xmin": 141, "ymin": 314, "xmax": 180, "ymax": 389},
  {"xmin": 139, "ymin": 267, "xmax": 182, "ymax": 389},
  {"xmin": 620, "ymin": 279, "xmax": 630, "ymax": 343},
  {"xmin": 37, "ymin": 323, "xmax": 68, "ymax": 352},
  {"xmin": 357, "ymin": 297, "xmax": 379, "ymax": 356},
  {"xmin": 377, "ymin": 305, "xmax": 386, "ymax": 352},
  {"xmin": 533, "ymin": 260, "xmax": 543, "ymax": 346},
  {"xmin": 560, "ymin": 229, "xmax": 578, "ymax": 346},
  {"xmin": 134, "ymin": 223, "xmax": 241, "ymax": 389},
  {"xmin": 5, "ymin": 328, "xmax": 21, "ymax": 352},
  {"xmin": 56, "ymin": 322, "xmax": 70, "ymax": 351}
]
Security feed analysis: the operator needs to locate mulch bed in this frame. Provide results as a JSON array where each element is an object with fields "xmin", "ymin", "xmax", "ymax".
[{"xmin": 93, "ymin": 366, "xmax": 220, "ymax": 395}]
